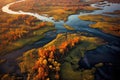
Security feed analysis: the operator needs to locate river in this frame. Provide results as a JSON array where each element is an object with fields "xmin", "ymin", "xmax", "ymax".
[{"xmin": 1, "ymin": 0, "xmax": 120, "ymax": 80}]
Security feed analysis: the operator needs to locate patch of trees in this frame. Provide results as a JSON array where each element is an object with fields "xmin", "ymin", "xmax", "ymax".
[
  {"xmin": 32, "ymin": 36, "xmax": 80, "ymax": 80},
  {"xmin": 0, "ymin": 15, "xmax": 35, "ymax": 46}
]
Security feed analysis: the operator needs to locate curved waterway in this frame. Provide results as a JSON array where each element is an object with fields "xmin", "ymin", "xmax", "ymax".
[
  {"xmin": 1, "ymin": 0, "xmax": 120, "ymax": 79},
  {"xmin": 2, "ymin": 0, "xmax": 54, "ymax": 22}
]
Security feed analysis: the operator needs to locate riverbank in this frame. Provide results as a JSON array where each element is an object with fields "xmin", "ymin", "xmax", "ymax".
[{"xmin": 9, "ymin": 0, "xmax": 100, "ymax": 21}]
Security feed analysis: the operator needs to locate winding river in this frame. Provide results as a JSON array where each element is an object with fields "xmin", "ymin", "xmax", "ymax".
[{"xmin": 1, "ymin": 0, "xmax": 120, "ymax": 80}]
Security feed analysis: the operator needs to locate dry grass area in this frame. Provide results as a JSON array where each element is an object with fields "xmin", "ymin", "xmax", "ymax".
[
  {"xmin": 90, "ymin": 22, "xmax": 120, "ymax": 36},
  {"xmin": 79, "ymin": 15, "xmax": 120, "ymax": 37},
  {"xmin": 44, "ymin": 9, "xmax": 74, "ymax": 21}
]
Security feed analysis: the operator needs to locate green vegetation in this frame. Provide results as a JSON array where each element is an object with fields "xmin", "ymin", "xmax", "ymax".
[
  {"xmin": 61, "ymin": 62, "xmax": 95, "ymax": 80},
  {"xmin": 19, "ymin": 49, "xmax": 38, "ymax": 73},
  {"xmin": 60, "ymin": 35, "xmax": 104, "ymax": 80}
]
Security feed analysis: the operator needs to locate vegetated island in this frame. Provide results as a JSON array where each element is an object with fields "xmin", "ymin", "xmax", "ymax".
[
  {"xmin": 11, "ymin": 33, "xmax": 105, "ymax": 80},
  {"xmin": 79, "ymin": 14, "xmax": 120, "ymax": 37},
  {"xmin": 63, "ymin": 24, "xmax": 75, "ymax": 30}
]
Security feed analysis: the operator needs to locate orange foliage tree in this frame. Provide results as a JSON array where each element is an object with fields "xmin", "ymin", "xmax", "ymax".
[
  {"xmin": 33, "ymin": 45, "xmax": 60, "ymax": 80},
  {"xmin": 32, "ymin": 36, "xmax": 80, "ymax": 80},
  {"xmin": 59, "ymin": 37, "xmax": 80, "ymax": 55}
]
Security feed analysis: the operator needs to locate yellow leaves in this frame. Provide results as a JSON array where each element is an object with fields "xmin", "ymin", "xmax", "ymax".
[
  {"xmin": 48, "ymin": 45, "xmax": 56, "ymax": 53},
  {"xmin": 49, "ymin": 65, "xmax": 53, "ymax": 69},
  {"xmin": 55, "ymin": 66, "xmax": 60, "ymax": 72},
  {"xmin": 38, "ymin": 48, "xmax": 45, "ymax": 57},
  {"xmin": 48, "ymin": 58, "xmax": 52, "ymax": 62},
  {"xmin": 57, "ymin": 63, "xmax": 61, "ymax": 67},
  {"xmin": 53, "ymin": 61, "xmax": 58, "ymax": 67},
  {"xmin": 49, "ymin": 51, "xmax": 54, "ymax": 59},
  {"xmin": 43, "ymin": 59, "xmax": 47, "ymax": 65},
  {"xmin": 37, "ymin": 67, "xmax": 45, "ymax": 80},
  {"xmin": 38, "ymin": 45, "xmax": 56, "ymax": 59},
  {"xmin": 46, "ymin": 78, "xmax": 50, "ymax": 80},
  {"xmin": 1, "ymin": 28, "xmax": 28, "ymax": 47},
  {"xmin": 59, "ymin": 41, "xmax": 68, "ymax": 54},
  {"xmin": 59, "ymin": 49, "xmax": 65, "ymax": 55},
  {"xmin": 33, "ymin": 45, "xmax": 61, "ymax": 80}
]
